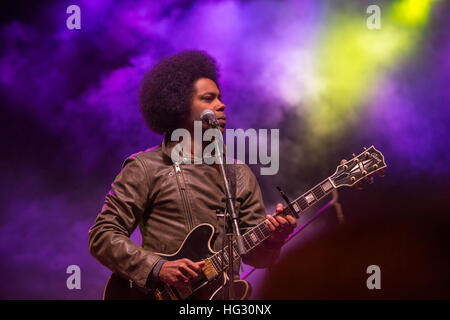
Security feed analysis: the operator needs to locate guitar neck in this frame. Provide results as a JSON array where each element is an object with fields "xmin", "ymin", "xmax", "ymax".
[{"xmin": 207, "ymin": 177, "xmax": 336, "ymax": 272}]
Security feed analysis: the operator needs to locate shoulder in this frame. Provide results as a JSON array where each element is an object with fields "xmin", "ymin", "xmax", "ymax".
[
  {"xmin": 233, "ymin": 161, "xmax": 256, "ymax": 178},
  {"xmin": 113, "ymin": 145, "xmax": 167, "ymax": 191},
  {"xmin": 123, "ymin": 145, "xmax": 165, "ymax": 167},
  {"xmin": 233, "ymin": 163, "xmax": 261, "ymax": 191},
  {"xmin": 119, "ymin": 145, "xmax": 169, "ymax": 180}
]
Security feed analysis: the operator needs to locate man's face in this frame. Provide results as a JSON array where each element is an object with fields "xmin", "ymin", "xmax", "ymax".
[{"xmin": 188, "ymin": 77, "xmax": 226, "ymax": 132}]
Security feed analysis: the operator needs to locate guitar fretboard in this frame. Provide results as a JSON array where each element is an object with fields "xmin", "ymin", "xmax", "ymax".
[{"xmin": 208, "ymin": 177, "xmax": 335, "ymax": 273}]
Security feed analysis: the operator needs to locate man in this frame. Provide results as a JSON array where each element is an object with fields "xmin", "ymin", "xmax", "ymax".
[{"xmin": 88, "ymin": 50, "xmax": 296, "ymax": 299}]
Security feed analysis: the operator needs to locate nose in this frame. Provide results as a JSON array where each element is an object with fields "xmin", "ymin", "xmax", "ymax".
[{"xmin": 215, "ymin": 100, "xmax": 226, "ymax": 113}]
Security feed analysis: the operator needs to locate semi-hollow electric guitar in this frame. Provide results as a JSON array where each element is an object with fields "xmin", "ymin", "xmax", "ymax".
[{"xmin": 103, "ymin": 146, "xmax": 387, "ymax": 300}]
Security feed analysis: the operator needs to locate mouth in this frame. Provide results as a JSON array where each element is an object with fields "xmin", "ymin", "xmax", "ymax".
[{"xmin": 218, "ymin": 118, "xmax": 226, "ymax": 127}]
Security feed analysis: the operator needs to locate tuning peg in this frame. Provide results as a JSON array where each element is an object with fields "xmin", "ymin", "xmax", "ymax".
[
  {"xmin": 356, "ymin": 181, "xmax": 365, "ymax": 190},
  {"xmin": 378, "ymin": 169, "xmax": 386, "ymax": 177},
  {"xmin": 367, "ymin": 176, "xmax": 374, "ymax": 184}
]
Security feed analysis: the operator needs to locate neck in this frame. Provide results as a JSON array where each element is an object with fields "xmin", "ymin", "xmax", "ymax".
[{"xmin": 187, "ymin": 126, "xmax": 224, "ymax": 159}]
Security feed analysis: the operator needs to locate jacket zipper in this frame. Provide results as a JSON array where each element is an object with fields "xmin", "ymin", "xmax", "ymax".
[{"xmin": 174, "ymin": 162, "xmax": 194, "ymax": 230}]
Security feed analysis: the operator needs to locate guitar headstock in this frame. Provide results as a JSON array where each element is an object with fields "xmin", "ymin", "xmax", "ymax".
[{"xmin": 330, "ymin": 146, "xmax": 387, "ymax": 188}]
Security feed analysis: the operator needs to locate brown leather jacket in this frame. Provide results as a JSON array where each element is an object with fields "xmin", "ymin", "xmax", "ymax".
[{"xmin": 89, "ymin": 136, "xmax": 280, "ymax": 288}]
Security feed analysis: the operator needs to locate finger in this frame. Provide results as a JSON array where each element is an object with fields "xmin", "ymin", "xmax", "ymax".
[
  {"xmin": 275, "ymin": 215, "xmax": 288, "ymax": 226},
  {"xmin": 274, "ymin": 216, "xmax": 294, "ymax": 236},
  {"xmin": 183, "ymin": 259, "xmax": 202, "ymax": 273},
  {"xmin": 286, "ymin": 215, "xmax": 297, "ymax": 226},
  {"xmin": 265, "ymin": 220, "xmax": 275, "ymax": 231},
  {"xmin": 175, "ymin": 271, "xmax": 189, "ymax": 283},
  {"xmin": 190, "ymin": 261, "xmax": 205, "ymax": 273},
  {"xmin": 267, "ymin": 215, "xmax": 280, "ymax": 228},
  {"xmin": 265, "ymin": 217, "xmax": 276, "ymax": 231},
  {"xmin": 179, "ymin": 264, "xmax": 198, "ymax": 279},
  {"xmin": 275, "ymin": 217, "xmax": 290, "ymax": 233},
  {"xmin": 275, "ymin": 203, "xmax": 284, "ymax": 212}
]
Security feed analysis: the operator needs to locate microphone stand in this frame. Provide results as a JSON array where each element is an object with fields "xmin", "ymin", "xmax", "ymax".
[{"xmin": 209, "ymin": 124, "xmax": 245, "ymax": 300}]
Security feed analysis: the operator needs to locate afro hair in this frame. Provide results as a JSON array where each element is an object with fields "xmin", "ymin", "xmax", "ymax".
[{"xmin": 139, "ymin": 50, "xmax": 220, "ymax": 134}]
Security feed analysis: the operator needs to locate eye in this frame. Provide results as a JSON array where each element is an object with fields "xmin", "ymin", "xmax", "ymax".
[{"xmin": 202, "ymin": 96, "xmax": 213, "ymax": 102}]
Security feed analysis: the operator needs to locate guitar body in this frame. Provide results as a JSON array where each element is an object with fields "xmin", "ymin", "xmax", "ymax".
[{"xmin": 103, "ymin": 223, "xmax": 251, "ymax": 300}]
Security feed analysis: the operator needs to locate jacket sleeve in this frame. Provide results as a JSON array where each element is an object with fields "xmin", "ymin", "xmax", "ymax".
[
  {"xmin": 236, "ymin": 164, "xmax": 266, "ymax": 232},
  {"xmin": 236, "ymin": 164, "xmax": 282, "ymax": 268},
  {"xmin": 88, "ymin": 155, "xmax": 162, "ymax": 288}
]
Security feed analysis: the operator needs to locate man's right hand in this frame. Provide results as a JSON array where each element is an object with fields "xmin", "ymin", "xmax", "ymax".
[{"xmin": 158, "ymin": 258, "xmax": 205, "ymax": 288}]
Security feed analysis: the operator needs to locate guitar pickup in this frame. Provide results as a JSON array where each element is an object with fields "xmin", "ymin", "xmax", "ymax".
[{"xmin": 202, "ymin": 258, "xmax": 219, "ymax": 281}]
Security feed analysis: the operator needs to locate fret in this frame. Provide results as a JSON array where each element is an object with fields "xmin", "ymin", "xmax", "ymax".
[
  {"xmin": 232, "ymin": 243, "xmax": 239, "ymax": 258},
  {"xmin": 297, "ymin": 197, "xmax": 308, "ymax": 210},
  {"xmin": 245, "ymin": 237, "xmax": 253, "ymax": 251},
  {"xmin": 222, "ymin": 250, "xmax": 229, "ymax": 264},
  {"xmin": 209, "ymin": 255, "xmax": 219, "ymax": 271},
  {"xmin": 321, "ymin": 179, "xmax": 333, "ymax": 193},
  {"xmin": 291, "ymin": 179, "xmax": 335, "ymax": 214},
  {"xmin": 242, "ymin": 235, "xmax": 251, "ymax": 251},
  {"xmin": 214, "ymin": 254, "xmax": 222, "ymax": 267},
  {"xmin": 284, "ymin": 206, "xmax": 294, "ymax": 217},
  {"xmin": 291, "ymin": 202, "xmax": 300, "ymax": 214},
  {"xmin": 249, "ymin": 230, "xmax": 259, "ymax": 245},
  {"xmin": 258, "ymin": 223, "xmax": 268, "ymax": 239},
  {"xmin": 260, "ymin": 223, "xmax": 270, "ymax": 237},
  {"xmin": 282, "ymin": 207, "xmax": 290, "ymax": 216},
  {"xmin": 304, "ymin": 192, "xmax": 316, "ymax": 204},
  {"xmin": 312, "ymin": 185, "xmax": 325, "ymax": 199},
  {"xmin": 254, "ymin": 226, "xmax": 265, "ymax": 240},
  {"xmin": 213, "ymin": 255, "xmax": 221, "ymax": 270},
  {"xmin": 245, "ymin": 232, "xmax": 255, "ymax": 247},
  {"xmin": 216, "ymin": 251, "xmax": 227, "ymax": 271},
  {"xmin": 249, "ymin": 230, "xmax": 258, "ymax": 244}
]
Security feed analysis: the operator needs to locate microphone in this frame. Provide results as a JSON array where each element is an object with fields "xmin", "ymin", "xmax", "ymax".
[{"xmin": 200, "ymin": 109, "xmax": 219, "ymax": 128}]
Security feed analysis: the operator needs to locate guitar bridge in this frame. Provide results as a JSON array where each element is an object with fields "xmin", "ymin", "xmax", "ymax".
[
  {"xmin": 176, "ymin": 286, "xmax": 193, "ymax": 300},
  {"xmin": 155, "ymin": 286, "xmax": 179, "ymax": 300}
]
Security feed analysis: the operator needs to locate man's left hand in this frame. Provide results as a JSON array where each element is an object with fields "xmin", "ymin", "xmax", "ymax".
[{"xmin": 265, "ymin": 203, "xmax": 296, "ymax": 244}]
